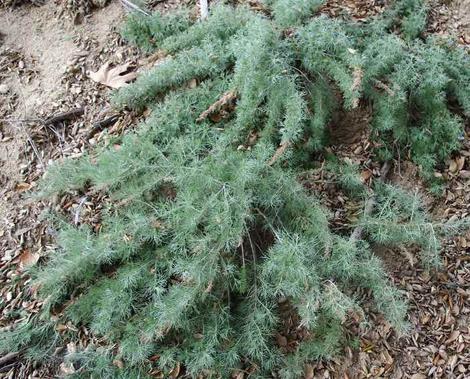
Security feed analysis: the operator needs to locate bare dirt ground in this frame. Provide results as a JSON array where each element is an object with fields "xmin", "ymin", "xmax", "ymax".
[
  {"xmin": 0, "ymin": 1, "xmax": 139, "ymax": 376},
  {"xmin": 0, "ymin": 0, "xmax": 125, "ymax": 235},
  {"xmin": 0, "ymin": 0, "xmax": 469, "ymax": 378}
]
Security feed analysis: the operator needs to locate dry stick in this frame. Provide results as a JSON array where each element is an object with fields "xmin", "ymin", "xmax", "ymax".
[
  {"xmin": 74, "ymin": 196, "xmax": 88, "ymax": 226},
  {"xmin": 0, "ymin": 363, "xmax": 16, "ymax": 374},
  {"xmin": 349, "ymin": 160, "xmax": 392, "ymax": 242},
  {"xmin": 44, "ymin": 108, "xmax": 84, "ymax": 126},
  {"xmin": 27, "ymin": 133, "xmax": 45, "ymax": 170},
  {"xmin": 88, "ymin": 114, "xmax": 120, "ymax": 138},
  {"xmin": 374, "ymin": 80, "xmax": 395, "ymax": 96},
  {"xmin": 350, "ymin": 67, "xmax": 363, "ymax": 109},
  {"xmin": 0, "ymin": 352, "xmax": 19, "ymax": 366},
  {"xmin": 0, "ymin": 117, "xmax": 43, "ymax": 124},
  {"xmin": 196, "ymin": 90, "xmax": 237, "ymax": 122},
  {"xmin": 268, "ymin": 141, "xmax": 291, "ymax": 166},
  {"xmin": 200, "ymin": 0, "xmax": 209, "ymax": 20}
]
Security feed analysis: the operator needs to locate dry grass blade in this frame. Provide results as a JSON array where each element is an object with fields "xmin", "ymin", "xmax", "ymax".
[{"xmin": 18, "ymin": 249, "xmax": 39, "ymax": 270}]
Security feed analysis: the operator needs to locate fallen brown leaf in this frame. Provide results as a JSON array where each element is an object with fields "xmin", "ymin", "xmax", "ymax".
[
  {"xmin": 276, "ymin": 333, "xmax": 288, "ymax": 347},
  {"xmin": 169, "ymin": 362, "xmax": 180, "ymax": 379},
  {"xmin": 445, "ymin": 330, "xmax": 460, "ymax": 344},
  {"xmin": 18, "ymin": 249, "xmax": 39, "ymax": 270},
  {"xmin": 55, "ymin": 324, "xmax": 67, "ymax": 332},
  {"xmin": 89, "ymin": 62, "xmax": 137, "ymax": 89},
  {"xmin": 361, "ymin": 169, "xmax": 372, "ymax": 182},
  {"xmin": 15, "ymin": 182, "xmax": 31, "ymax": 192},
  {"xmin": 304, "ymin": 363, "xmax": 314, "ymax": 379},
  {"xmin": 113, "ymin": 359, "xmax": 124, "ymax": 369},
  {"xmin": 59, "ymin": 362, "xmax": 75, "ymax": 376},
  {"xmin": 188, "ymin": 78, "xmax": 197, "ymax": 89}
]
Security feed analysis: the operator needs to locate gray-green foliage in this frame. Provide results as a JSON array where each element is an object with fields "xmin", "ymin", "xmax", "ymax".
[
  {"xmin": 263, "ymin": 0, "xmax": 326, "ymax": 27},
  {"xmin": 2, "ymin": 0, "xmax": 469, "ymax": 377}
]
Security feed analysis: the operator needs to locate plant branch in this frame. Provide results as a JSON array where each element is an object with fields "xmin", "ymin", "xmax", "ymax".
[
  {"xmin": 200, "ymin": 0, "xmax": 209, "ymax": 20},
  {"xmin": 349, "ymin": 161, "xmax": 392, "ymax": 243}
]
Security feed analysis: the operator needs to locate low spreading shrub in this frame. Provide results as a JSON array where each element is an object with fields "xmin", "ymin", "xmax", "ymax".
[{"xmin": 2, "ymin": 0, "xmax": 468, "ymax": 377}]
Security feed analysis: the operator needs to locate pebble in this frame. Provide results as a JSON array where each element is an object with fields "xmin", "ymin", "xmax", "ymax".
[{"xmin": 0, "ymin": 84, "xmax": 9, "ymax": 94}]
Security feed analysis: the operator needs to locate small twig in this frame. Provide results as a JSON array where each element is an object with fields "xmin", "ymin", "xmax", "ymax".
[
  {"xmin": 44, "ymin": 108, "xmax": 84, "ymax": 126},
  {"xmin": 0, "ymin": 362, "xmax": 15, "ymax": 374},
  {"xmin": 26, "ymin": 137, "xmax": 45, "ymax": 171},
  {"xmin": 349, "ymin": 161, "xmax": 392, "ymax": 243},
  {"xmin": 323, "ymin": 237, "xmax": 333, "ymax": 258},
  {"xmin": 10, "ymin": 120, "xmax": 45, "ymax": 170},
  {"xmin": 0, "ymin": 117, "xmax": 43, "ymax": 124},
  {"xmin": 74, "ymin": 196, "xmax": 88, "ymax": 226},
  {"xmin": 46, "ymin": 123, "xmax": 63, "ymax": 141},
  {"xmin": 350, "ymin": 67, "xmax": 363, "ymax": 109},
  {"xmin": 245, "ymin": 226, "xmax": 257, "ymax": 294},
  {"xmin": 88, "ymin": 114, "xmax": 120, "ymax": 138},
  {"xmin": 119, "ymin": 0, "xmax": 150, "ymax": 16}
]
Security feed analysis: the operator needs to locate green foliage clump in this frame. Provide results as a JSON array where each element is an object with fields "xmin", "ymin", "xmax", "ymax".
[
  {"xmin": 384, "ymin": 0, "xmax": 429, "ymax": 40},
  {"xmin": 361, "ymin": 36, "xmax": 468, "ymax": 176},
  {"xmin": 121, "ymin": 9, "xmax": 192, "ymax": 52},
  {"xmin": 263, "ymin": 0, "xmax": 326, "ymax": 27},
  {"xmin": 2, "ymin": 0, "xmax": 469, "ymax": 377}
]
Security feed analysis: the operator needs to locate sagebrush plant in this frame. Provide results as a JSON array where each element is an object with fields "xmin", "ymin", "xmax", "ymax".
[{"xmin": 2, "ymin": 0, "xmax": 469, "ymax": 377}]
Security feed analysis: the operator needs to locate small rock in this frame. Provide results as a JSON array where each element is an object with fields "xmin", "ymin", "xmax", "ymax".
[{"xmin": 0, "ymin": 84, "xmax": 9, "ymax": 94}]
